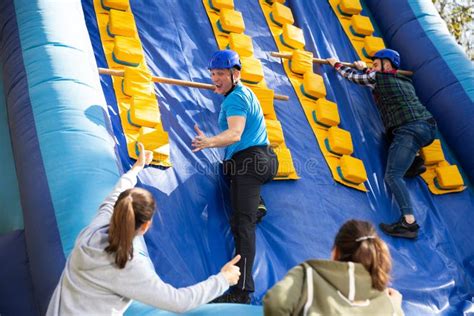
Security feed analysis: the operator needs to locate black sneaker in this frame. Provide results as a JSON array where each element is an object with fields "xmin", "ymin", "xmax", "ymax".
[
  {"xmin": 405, "ymin": 156, "xmax": 426, "ymax": 178},
  {"xmin": 379, "ymin": 217, "xmax": 420, "ymax": 239},
  {"xmin": 210, "ymin": 291, "xmax": 251, "ymax": 304},
  {"xmin": 256, "ymin": 196, "xmax": 267, "ymax": 224}
]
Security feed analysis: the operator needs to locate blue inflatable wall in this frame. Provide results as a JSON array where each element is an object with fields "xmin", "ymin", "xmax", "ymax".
[{"xmin": 0, "ymin": 0, "xmax": 473, "ymax": 315}]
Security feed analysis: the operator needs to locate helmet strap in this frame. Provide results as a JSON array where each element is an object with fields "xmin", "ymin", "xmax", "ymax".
[
  {"xmin": 230, "ymin": 69, "xmax": 235, "ymax": 87},
  {"xmin": 225, "ymin": 69, "xmax": 237, "ymax": 96}
]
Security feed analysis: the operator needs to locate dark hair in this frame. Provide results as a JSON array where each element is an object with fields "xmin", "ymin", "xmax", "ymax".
[
  {"xmin": 105, "ymin": 188, "xmax": 156, "ymax": 269},
  {"xmin": 333, "ymin": 220, "xmax": 392, "ymax": 291}
]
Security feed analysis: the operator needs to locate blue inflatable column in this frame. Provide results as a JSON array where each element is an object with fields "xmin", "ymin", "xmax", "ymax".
[{"xmin": 1, "ymin": 0, "xmax": 122, "ymax": 313}]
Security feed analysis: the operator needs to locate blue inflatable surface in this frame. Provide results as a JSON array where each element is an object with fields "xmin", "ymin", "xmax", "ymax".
[{"xmin": 1, "ymin": 0, "xmax": 473, "ymax": 315}]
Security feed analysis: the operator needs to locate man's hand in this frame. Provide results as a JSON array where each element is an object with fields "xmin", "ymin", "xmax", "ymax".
[
  {"xmin": 191, "ymin": 124, "xmax": 212, "ymax": 152},
  {"xmin": 326, "ymin": 57, "xmax": 338, "ymax": 67},
  {"xmin": 220, "ymin": 255, "xmax": 241, "ymax": 286},
  {"xmin": 132, "ymin": 142, "xmax": 153, "ymax": 171},
  {"xmin": 353, "ymin": 60, "xmax": 367, "ymax": 71}
]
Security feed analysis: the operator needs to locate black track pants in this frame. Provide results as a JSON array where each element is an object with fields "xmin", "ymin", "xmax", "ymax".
[{"xmin": 223, "ymin": 145, "xmax": 278, "ymax": 293}]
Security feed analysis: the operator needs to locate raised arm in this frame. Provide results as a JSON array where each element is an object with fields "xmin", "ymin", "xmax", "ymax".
[
  {"xmin": 92, "ymin": 143, "xmax": 153, "ymax": 225},
  {"xmin": 327, "ymin": 58, "xmax": 376, "ymax": 88}
]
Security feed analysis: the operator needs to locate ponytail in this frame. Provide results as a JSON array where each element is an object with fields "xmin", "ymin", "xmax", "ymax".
[
  {"xmin": 334, "ymin": 219, "xmax": 392, "ymax": 291},
  {"xmin": 370, "ymin": 237, "xmax": 392, "ymax": 291},
  {"xmin": 105, "ymin": 188, "xmax": 156, "ymax": 269}
]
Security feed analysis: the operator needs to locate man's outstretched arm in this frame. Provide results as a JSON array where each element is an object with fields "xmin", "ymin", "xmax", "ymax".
[{"xmin": 327, "ymin": 58, "xmax": 376, "ymax": 88}]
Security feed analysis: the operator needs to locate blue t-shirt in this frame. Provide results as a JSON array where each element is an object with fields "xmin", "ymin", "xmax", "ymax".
[{"xmin": 218, "ymin": 83, "xmax": 269, "ymax": 160}]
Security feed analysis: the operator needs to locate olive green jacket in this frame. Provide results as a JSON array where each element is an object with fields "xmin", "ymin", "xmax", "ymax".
[{"xmin": 263, "ymin": 260, "xmax": 404, "ymax": 316}]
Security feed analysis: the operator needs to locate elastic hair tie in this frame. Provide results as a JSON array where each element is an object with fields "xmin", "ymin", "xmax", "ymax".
[{"xmin": 355, "ymin": 235, "xmax": 376, "ymax": 242}]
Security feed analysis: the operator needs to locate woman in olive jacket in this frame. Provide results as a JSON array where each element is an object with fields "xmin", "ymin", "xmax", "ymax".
[{"xmin": 263, "ymin": 220, "xmax": 404, "ymax": 316}]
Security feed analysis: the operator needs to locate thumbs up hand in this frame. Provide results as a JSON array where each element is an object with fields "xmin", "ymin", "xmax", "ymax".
[{"xmin": 220, "ymin": 255, "xmax": 241, "ymax": 286}]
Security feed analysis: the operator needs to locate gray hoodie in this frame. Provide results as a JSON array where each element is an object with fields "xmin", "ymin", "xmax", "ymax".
[{"xmin": 46, "ymin": 169, "xmax": 229, "ymax": 315}]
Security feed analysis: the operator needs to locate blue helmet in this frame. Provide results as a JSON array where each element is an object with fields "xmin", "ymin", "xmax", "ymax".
[
  {"xmin": 208, "ymin": 49, "xmax": 241, "ymax": 70},
  {"xmin": 373, "ymin": 49, "xmax": 400, "ymax": 69}
]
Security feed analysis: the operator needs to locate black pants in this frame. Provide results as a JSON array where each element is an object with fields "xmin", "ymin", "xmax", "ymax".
[{"xmin": 223, "ymin": 145, "xmax": 278, "ymax": 293}]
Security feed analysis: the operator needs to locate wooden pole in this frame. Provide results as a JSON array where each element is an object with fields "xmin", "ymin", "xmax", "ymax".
[
  {"xmin": 98, "ymin": 68, "xmax": 289, "ymax": 101},
  {"xmin": 270, "ymin": 52, "xmax": 414, "ymax": 76}
]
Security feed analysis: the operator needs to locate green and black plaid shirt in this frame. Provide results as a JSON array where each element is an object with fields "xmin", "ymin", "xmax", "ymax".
[{"xmin": 335, "ymin": 63, "xmax": 433, "ymax": 131}]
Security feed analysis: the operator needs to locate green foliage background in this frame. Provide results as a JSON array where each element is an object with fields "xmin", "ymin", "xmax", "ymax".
[{"xmin": 433, "ymin": 0, "xmax": 473, "ymax": 59}]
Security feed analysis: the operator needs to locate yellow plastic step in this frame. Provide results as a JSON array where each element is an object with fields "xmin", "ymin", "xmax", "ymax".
[
  {"xmin": 113, "ymin": 36, "xmax": 143, "ymax": 67},
  {"xmin": 270, "ymin": 2, "xmax": 294, "ymax": 27},
  {"xmin": 289, "ymin": 50, "xmax": 313, "ymax": 75},
  {"xmin": 101, "ymin": 0, "xmax": 129, "ymax": 11},
  {"xmin": 420, "ymin": 139, "xmax": 445, "ymax": 165},
  {"xmin": 337, "ymin": 155, "xmax": 367, "ymax": 184},
  {"xmin": 434, "ymin": 165, "xmax": 464, "ymax": 190},
  {"xmin": 266, "ymin": 119, "xmax": 285, "ymax": 147},
  {"xmin": 325, "ymin": 126, "xmax": 354, "ymax": 156},
  {"xmin": 135, "ymin": 125, "xmax": 169, "ymax": 162},
  {"xmin": 209, "ymin": 0, "xmax": 234, "ymax": 11},
  {"xmin": 217, "ymin": 9, "xmax": 245, "ymax": 34},
  {"xmin": 312, "ymin": 99, "xmax": 340, "ymax": 128},
  {"xmin": 274, "ymin": 147, "xmax": 295, "ymax": 178},
  {"xmin": 362, "ymin": 36, "xmax": 385, "ymax": 58},
  {"xmin": 301, "ymin": 72, "xmax": 326, "ymax": 100},
  {"xmin": 249, "ymin": 86, "xmax": 277, "ymax": 120},
  {"xmin": 108, "ymin": 9, "xmax": 136, "ymax": 37},
  {"xmin": 228, "ymin": 33, "xmax": 254, "ymax": 57},
  {"xmin": 350, "ymin": 15, "xmax": 374, "ymax": 37},
  {"xmin": 240, "ymin": 57, "xmax": 264, "ymax": 84},
  {"xmin": 280, "ymin": 24, "xmax": 305, "ymax": 49},
  {"xmin": 122, "ymin": 68, "xmax": 153, "ymax": 97},
  {"xmin": 128, "ymin": 96, "xmax": 161, "ymax": 128},
  {"xmin": 337, "ymin": 0, "xmax": 362, "ymax": 16}
]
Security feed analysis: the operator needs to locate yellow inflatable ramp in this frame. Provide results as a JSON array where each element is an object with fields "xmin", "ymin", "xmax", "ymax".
[
  {"xmin": 260, "ymin": 0, "xmax": 368, "ymax": 191},
  {"xmin": 93, "ymin": 0, "xmax": 171, "ymax": 167},
  {"xmin": 328, "ymin": 0, "xmax": 385, "ymax": 63}
]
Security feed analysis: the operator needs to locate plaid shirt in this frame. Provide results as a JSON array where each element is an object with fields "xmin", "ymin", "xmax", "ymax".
[{"xmin": 334, "ymin": 63, "xmax": 433, "ymax": 131}]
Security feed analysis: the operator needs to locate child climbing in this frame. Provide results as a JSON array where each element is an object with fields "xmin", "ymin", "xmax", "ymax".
[{"xmin": 327, "ymin": 49, "xmax": 437, "ymax": 239}]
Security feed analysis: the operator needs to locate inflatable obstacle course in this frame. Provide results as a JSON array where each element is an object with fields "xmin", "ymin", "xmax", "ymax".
[{"xmin": 1, "ymin": 0, "xmax": 473, "ymax": 315}]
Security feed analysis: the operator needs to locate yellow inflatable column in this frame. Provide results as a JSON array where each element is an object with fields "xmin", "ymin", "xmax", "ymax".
[
  {"xmin": 93, "ymin": 0, "xmax": 171, "ymax": 166},
  {"xmin": 328, "ymin": 0, "xmax": 385, "ymax": 63},
  {"xmin": 260, "ymin": 0, "xmax": 368, "ymax": 191}
]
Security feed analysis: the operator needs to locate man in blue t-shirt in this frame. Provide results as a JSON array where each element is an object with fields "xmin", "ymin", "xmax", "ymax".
[{"xmin": 192, "ymin": 50, "xmax": 278, "ymax": 303}]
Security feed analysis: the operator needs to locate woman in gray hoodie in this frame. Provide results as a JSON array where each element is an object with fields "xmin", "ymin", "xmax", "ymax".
[
  {"xmin": 263, "ymin": 219, "xmax": 404, "ymax": 315},
  {"xmin": 46, "ymin": 143, "xmax": 241, "ymax": 315}
]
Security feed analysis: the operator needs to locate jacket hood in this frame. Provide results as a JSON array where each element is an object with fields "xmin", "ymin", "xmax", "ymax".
[{"xmin": 305, "ymin": 260, "xmax": 382, "ymax": 301}]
